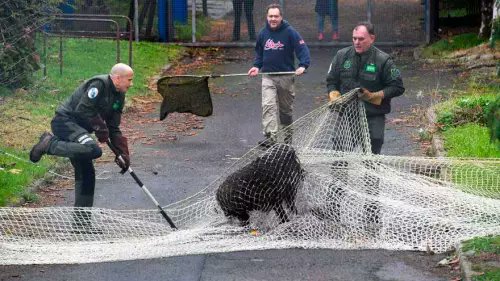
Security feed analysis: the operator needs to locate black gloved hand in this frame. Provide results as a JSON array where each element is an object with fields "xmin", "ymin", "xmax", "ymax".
[
  {"xmin": 111, "ymin": 135, "xmax": 130, "ymax": 174},
  {"xmin": 89, "ymin": 115, "xmax": 109, "ymax": 143},
  {"xmin": 115, "ymin": 153, "xmax": 130, "ymax": 174}
]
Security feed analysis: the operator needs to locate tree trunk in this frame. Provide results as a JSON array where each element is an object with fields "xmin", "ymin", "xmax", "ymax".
[
  {"xmin": 490, "ymin": 0, "xmax": 499, "ymax": 46},
  {"xmin": 479, "ymin": 0, "xmax": 494, "ymax": 38}
]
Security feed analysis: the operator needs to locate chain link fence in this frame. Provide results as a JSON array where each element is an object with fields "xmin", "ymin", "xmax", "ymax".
[
  {"xmin": 1, "ymin": 0, "xmax": 428, "ymax": 89},
  {"xmin": 53, "ymin": 0, "xmax": 426, "ymax": 44}
]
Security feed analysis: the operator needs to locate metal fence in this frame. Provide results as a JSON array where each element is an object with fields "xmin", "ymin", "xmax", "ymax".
[{"xmin": 58, "ymin": 0, "xmax": 427, "ymax": 45}]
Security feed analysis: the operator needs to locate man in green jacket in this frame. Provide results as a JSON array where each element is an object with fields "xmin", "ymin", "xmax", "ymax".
[
  {"xmin": 326, "ymin": 22, "xmax": 404, "ymax": 154},
  {"xmin": 29, "ymin": 63, "xmax": 134, "ymax": 230}
]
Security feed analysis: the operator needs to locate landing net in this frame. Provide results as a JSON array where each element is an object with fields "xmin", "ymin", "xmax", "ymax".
[{"xmin": 1, "ymin": 89, "xmax": 499, "ymax": 265}]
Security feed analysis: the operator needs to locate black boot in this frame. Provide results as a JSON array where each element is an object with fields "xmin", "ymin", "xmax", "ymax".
[
  {"xmin": 71, "ymin": 209, "xmax": 102, "ymax": 235},
  {"xmin": 29, "ymin": 132, "xmax": 53, "ymax": 162}
]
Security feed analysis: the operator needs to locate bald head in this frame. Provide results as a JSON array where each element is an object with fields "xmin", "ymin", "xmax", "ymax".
[
  {"xmin": 110, "ymin": 63, "xmax": 133, "ymax": 76},
  {"xmin": 110, "ymin": 63, "xmax": 134, "ymax": 93}
]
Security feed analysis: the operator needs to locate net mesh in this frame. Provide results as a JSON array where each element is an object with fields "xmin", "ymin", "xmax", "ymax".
[{"xmin": 1, "ymin": 89, "xmax": 499, "ymax": 265}]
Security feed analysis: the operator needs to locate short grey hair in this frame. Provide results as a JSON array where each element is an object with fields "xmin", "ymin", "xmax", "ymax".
[{"xmin": 354, "ymin": 22, "xmax": 375, "ymax": 35}]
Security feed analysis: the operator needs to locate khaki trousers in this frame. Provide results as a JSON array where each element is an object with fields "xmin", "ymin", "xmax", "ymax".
[{"xmin": 261, "ymin": 75, "xmax": 295, "ymax": 137}]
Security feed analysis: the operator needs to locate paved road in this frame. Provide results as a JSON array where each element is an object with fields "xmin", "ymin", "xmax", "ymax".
[{"xmin": 0, "ymin": 47, "xmax": 458, "ymax": 281}]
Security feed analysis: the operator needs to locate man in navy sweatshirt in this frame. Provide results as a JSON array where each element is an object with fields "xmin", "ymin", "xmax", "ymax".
[{"xmin": 248, "ymin": 3, "xmax": 310, "ymax": 147}]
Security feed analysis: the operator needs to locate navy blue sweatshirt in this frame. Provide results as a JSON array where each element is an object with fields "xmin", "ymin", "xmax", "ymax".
[{"xmin": 253, "ymin": 20, "xmax": 310, "ymax": 73}]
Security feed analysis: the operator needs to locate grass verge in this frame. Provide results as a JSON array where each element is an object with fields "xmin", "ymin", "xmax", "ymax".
[
  {"xmin": 422, "ymin": 33, "xmax": 487, "ymax": 58},
  {"xmin": 442, "ymin": 124, "xmax": 500, "ymax": 158},
  {"xmin": 425, "ymin": 34, "xmax": 500, "ymax": 279}
]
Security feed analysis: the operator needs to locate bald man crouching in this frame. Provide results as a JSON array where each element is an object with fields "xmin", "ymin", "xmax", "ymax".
[{"xmin": 29, "ymin": 63, "xmax": 134, "ymax": 231}]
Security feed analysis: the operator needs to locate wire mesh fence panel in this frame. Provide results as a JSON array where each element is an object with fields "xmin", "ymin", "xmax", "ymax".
[
  {"xmin": 0, "ymin": 1, "xmax": 59, "ymax": 88},
  {"xmin": 43, "ymin": 1, "xmax": 426, "ymax": 44},
  {"xmin": 36, "ymin": 35, "xmax": 130, "ymax": 76},
  {"xmin": 186, "ymin": 0, "xmax": 426, "ymax": 44}
]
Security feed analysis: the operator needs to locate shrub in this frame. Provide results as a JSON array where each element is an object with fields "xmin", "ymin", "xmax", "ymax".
[{"xmin": 436, "ymin": 95, "xmax": 496, "ymax": 130}]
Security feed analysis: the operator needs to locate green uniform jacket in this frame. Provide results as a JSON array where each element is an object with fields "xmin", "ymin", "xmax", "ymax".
[
  {"xmin": 55, "ymin": 74, "xmax": 125, "ymax": 138},
  {"xmin": 326, "ymin": 45, "xmax": 405, "ymax": 117}
]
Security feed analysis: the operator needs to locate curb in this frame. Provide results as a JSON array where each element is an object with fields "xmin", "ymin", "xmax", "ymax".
[
  {"xmin": 425, "ymin": 107, "xmax": 446, "ymax": 158},
  {"xmin": 425, "ymin": 86, "xmax": 476, "ymax": 281},
  {"xmin": 457, "ymin": 243, "xmax": 474, "ymax": 281}
]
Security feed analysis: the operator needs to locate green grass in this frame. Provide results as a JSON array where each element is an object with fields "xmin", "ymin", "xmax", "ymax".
[
  {"xmin": 422, "ymin": 33, "xmax": 487, "ymax": 58},
  {"xmin": 439, "ymin": 8, "xmax": 468, "ymax": 18},
  {"xmin": 35, "ymin": 36, "xmax": 183, "ymax": 100},
  {"xmin": 462, "ymin": 236, "xmax": 500, "ymax": 254},
  {"xmin": 473, "ymin": 269, "xmax": 500, "ymax": 281},
  {"xmin": 0, "ymin": 147, "xmax": 50, "ymax": 206},
  {"xmin": 0, "ymin": 37, "xmax": 183, "ymax": 206},
  {"xmin": 174, "ymin": 14, "xmax": 211, "ymax": 41},
  {"xmin": 442, "ymin": 124, "xmax": 500, "ymax": 158}
]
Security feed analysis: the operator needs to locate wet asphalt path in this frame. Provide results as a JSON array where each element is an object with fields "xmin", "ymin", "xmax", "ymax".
[{"xmin": 0, "ymin": 47, "xmax": 457, "ymax": 281}]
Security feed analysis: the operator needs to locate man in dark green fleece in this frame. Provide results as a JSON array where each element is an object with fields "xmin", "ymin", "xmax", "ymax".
[
  {"xmin": 326, "ymin": 22, "xmax": 404, "ymax": 154},
  {"xmin": 29, "ymin": 63, "xmax": 133, "ymax": 212}
]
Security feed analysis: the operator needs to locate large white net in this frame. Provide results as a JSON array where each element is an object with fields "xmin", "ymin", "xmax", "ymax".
[{"xmin": 1, "ymin": 89, "xmax": 499, "ymax": 265}]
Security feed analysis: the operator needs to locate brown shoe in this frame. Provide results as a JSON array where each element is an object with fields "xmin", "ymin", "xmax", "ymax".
[{"xmin": 29, "ymin": 132, "xmax": 53, "ymax": 163}]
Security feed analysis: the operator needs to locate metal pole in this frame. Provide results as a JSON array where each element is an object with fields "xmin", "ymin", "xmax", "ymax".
[
  {"xmin": 192, "ymin": 0, "xmax": 196, "ymax": 43},
  {"xmin": 425, "ymin": 0, "xmax": 431, "ymax": 44},
  {"xmin": 59, "ymin": 35, "xmax": 63, "ymax": 75},
  {"xmin": 167, "ymin": 0, "xmax": 174, "ymax": 42},
  {"xmin": 107, "ymin": 140, "xmax": 177, "ymax": 230},
  {"xmin": 202, "ymin": 0, "xmax": 207, "ymax": 16},
  {"xmin": 134, "ymin": 0, "xmax": 139, "ymax": 42},
  {"xmin": 367, "ymin": 0, "xmax": 373, "ymax": 23},
  {"xmin": 43, "ymin": 32, "xmax": 47, "ymax": 77}
]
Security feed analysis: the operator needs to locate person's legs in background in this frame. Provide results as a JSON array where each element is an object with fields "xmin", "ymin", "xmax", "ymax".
[
  {"xmin": 244, "ymin": 0, "xmax": 255, "ymax": 40},
  {"xmin": 232, "ymin": 0, "xmax": 243, "ymax": 41},
  {"xmin": 330, "ymin": 0, "xmax": 339, "ymax": 40},
  {"xmin": 317, "ymin": 13, "xmax": 325, "ymax": 41}
]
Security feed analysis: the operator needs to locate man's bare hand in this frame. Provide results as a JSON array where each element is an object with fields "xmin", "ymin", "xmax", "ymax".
[
  {"xmin": 248, "ymin": 67, "xmax": 259, "ymax": 77},
  {"xmin": 295, "ymin": 67, "xmax": 305, "ymax": 76}
]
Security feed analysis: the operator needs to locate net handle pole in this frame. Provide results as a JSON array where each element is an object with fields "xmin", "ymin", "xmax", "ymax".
[
  {"xmin": 169, "ymin": 71, "xmax": 298, "ymax": 78},
  {"xmin": 215, "ymin": 71, "xmax": 297, "ymax": 78},
  {"xmin": 106, "ymin": 140, "xmax": 178, "ymax": 230}
]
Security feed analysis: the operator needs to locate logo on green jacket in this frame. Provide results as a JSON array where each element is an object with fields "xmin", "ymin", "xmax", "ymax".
[
  {"xmin": 112, "ymin": 100, "xmax": 121, "ymax": 111},
  {"xmin": 343, "ymin": 60, "xmax": 352, "ymax": 69},
  {"xmin": 390, "ymin": 67, "xmax": 401, "ymax": 79},
  {"xmin": 365, "ymin": 63, "xmax": 376, "ymax": 73}
]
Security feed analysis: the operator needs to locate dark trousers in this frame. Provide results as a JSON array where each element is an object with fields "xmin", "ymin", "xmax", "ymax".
[
  {"xmin": 232, "ymin": 0, "xmax": 255, "ymax": 40},
  {"xmin": 327, "ymin": 114, "xmax": 384, "ymax": 232},
  {"xmin": 367, "ymin": 115, "xmax": 385, "ymax": 155},
  {"xmin": 50, "ymin": 115, "xmax": 101, "ymax": 207}
]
